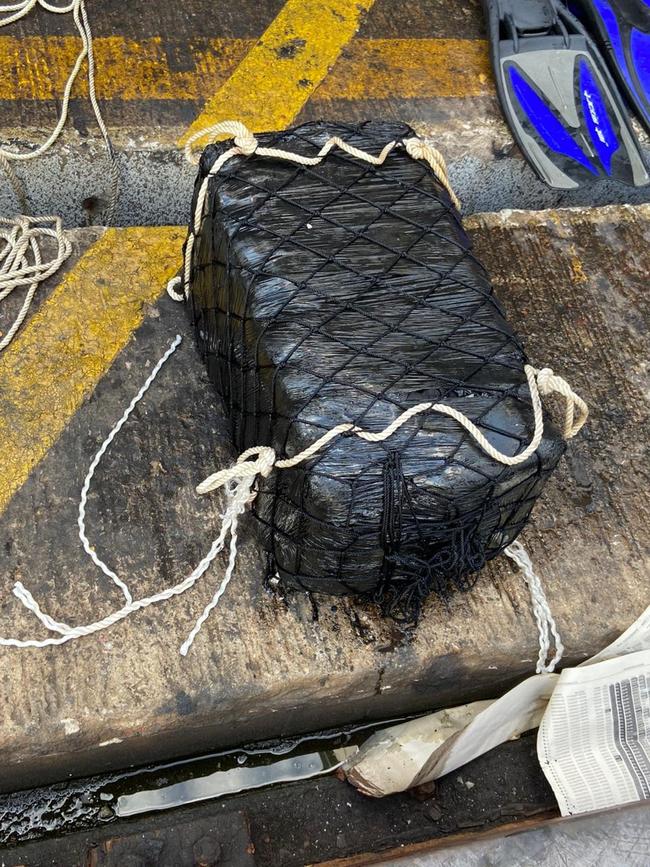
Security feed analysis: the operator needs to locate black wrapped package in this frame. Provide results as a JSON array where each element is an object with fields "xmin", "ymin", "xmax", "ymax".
[{"xmin": 186, "ymin": 120, "xmax": 565, "ymax": 617}]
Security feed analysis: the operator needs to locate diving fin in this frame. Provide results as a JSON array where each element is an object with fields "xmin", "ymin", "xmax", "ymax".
[
  {"xmin": 483, "ymin": 0, "xmax": 649, "ymax": 189},
  {"xmin": 571, "ymin": 0, "xmax": 650, "ymax": 134}
]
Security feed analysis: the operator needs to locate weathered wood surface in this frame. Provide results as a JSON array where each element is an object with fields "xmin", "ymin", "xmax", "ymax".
[{"xmin": 0, "ymin": 204, "xmax": 648, "ymax": 789}]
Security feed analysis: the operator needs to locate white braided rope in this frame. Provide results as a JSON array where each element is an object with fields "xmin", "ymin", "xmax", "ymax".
[
  {"xmin": 0, "ymin": 326, "xmax": 587, "ymax": 657},
  {"xmin": 0, "ymin": 152, "xmax": 29, "ymax": 213},
  {"xmin": 0, "ymin": 215, "xmax": 72, "ymax": 351},
  {"xmin": 0, "ymin": 0, "xmax": 119, "ymax": 222},
  {"xmin": 504, "ymin": 540, "xmax": 564, "ymax": 673},
  {"xmin": 0, "ymin": 335, "xmax": 248, "ymax": 654},
  {"xmin": 166, "ymin": 120, "xmax": 460, "ymax": 303}
]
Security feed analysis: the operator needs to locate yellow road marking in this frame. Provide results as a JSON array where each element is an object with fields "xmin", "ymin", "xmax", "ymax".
[
  {"xmin": 0, "ymin": 36, "xmax": 250, "ymax": 101},
  {"xmin": 0, "ymin": 227, "xmax": 184, "ymax": 516},
  {"xmin": 0, "ymin": 7, "xmax": 488, "ymax": 516},
  {"xmin": 0, "ymin": 0, "xmax": 378, "ymax": 516},
  {"xmin": 179, "ymin": 0, "xmax": 376, "ymax": 143},
  {"xmin": 0, "ymin": 37, "xmax": 490, "ymax": 103}
]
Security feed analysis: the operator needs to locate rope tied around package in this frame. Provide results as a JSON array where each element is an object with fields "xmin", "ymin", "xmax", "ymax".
[
  {"xmin": 166, "ymin": 120, "xmax": 461, "ymax": 304},
  {"xmin": 0, "ymin": 215, "xmax": 72, "ymax": 351},
  {"xmin": 0, "ymin": 332, "xmax": 585, "ymax": 670},
  {"xmin": 197, "ymin": 364, "xmax": 587, "ymax": 491},
  {"xmin": 0, "ymin": 125, "xmax": 585, "ymax": 670}
]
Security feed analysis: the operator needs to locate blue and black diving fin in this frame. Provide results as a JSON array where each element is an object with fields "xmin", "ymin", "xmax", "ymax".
[
  {"xmin": 484, "ymin": 0, "xmax": 649, "ymax": 189},
  {"xmin": 571, "ymin": 0, "xmax": 650, "ymax": 134}
]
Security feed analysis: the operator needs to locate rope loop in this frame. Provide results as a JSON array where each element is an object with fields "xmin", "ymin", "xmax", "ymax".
[
  {"xmin": 196, "ymin": 446, "xmax": 276, "ymax": 495},
  {"xmin": 0, "ymin": 330, "xmax": 587, "ymax": 662},
  {"xmin": 0, "ymin": 215, "xmax": 72, "ymax": 351},
  {"xmin": 533, "ymin": 366, "xmax": 589, "ymax": 438},
  {"xmin": 404, "ymin": 137, "xmax": 460, "ymax": 209},
  {"xmin": 166, "ymin": 274, "xmax": 184, "ymax": 302}
]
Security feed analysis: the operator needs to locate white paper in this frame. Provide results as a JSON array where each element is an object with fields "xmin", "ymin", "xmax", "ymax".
[
  {"xmin": 538, "ymin": 649, "xmax": 650, "ymax": 816},
  {"xmin": 413, "ymin": 673, "xmax": 557, "ymax": 785},
  {"xmin": 345, "ymin": 702, "xmax": 492, "ymax": 797},
  {"xmin": 345, "ymin": 677, "xmax": 558, "ymax": 797},
  {"xmin": 345, "ymin": 605, "xmax": 650, "ymax": 799},
  {"xmin": 584, "ymin": 605, "xmax": 650, "ymax": 666}
]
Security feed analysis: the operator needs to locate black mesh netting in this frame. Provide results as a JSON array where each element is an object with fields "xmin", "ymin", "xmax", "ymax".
[{"xmin": 186, "ymin": 120, "xmax": 565, "ymax": 619}]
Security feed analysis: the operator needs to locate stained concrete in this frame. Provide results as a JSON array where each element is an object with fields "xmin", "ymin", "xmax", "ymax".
[
  {"xmin": 0, "ymin": 0, "xmax": 649, "ymax": 225},
  {"xmin": 4, "ymin": 119, "xmax": 649, "ymax": 229},
  {"xmin": 0, "ymin": 203, "xmax": 647, "ymax": 791}
]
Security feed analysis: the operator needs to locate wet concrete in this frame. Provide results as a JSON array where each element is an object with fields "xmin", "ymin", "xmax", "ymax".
[
  {"xmin": 0, "ymin": 204, "xmax": 647, "ymax": 790},
  {"xmin": 0, "ymin": 733, "xmax": 556, "ymax": 865}
]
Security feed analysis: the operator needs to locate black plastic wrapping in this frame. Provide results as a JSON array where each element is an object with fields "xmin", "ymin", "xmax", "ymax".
[{"xmin": 187, "ymin": 120, "xmax": 565, "ymax": 617}]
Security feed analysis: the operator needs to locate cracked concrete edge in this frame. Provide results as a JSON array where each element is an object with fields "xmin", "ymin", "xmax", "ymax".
[{"xmin": 1, "ymin": 120, "xmax": 650, "ymax": 227}]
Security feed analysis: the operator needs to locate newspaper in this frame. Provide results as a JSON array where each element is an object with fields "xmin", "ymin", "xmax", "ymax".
[
  {"xmin": 538, "ymin": 648, "xmax": 650, "ymax": 816},
  {"xmin": 345, "ymin": 605, "xmax": 650, "ymax": 800},
  {"xmin": 583, "ymin": 604, "xmax": 650, "ymax": 665}
]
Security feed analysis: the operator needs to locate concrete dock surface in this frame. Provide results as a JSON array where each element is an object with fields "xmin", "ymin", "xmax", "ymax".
[{"xmin": 0, "ymin": 204, "xmax": 647, "ymax": 789}]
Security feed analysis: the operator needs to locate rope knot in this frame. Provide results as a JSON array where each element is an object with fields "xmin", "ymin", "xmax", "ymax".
[
  {"xmin": 403, "ymin": 138, "xmax": 428, "ymax": 161},
  {"xmin": 196, "ymin": 445, "xmax": 276, "ymax": 496},
  {"xmin": 535, "ymin": 367, "xmax": 556, "ymax": 396},
  {"xmin": 403, "ymin": 137, "xmax": 460, "ymax": 210},
  {"xmin": 531, "ymin": 366, "xmax": 589, "ymax": 439},
  {"xmin": 234, "ymin": 129, "xmax": 258, "ymax": 156}
]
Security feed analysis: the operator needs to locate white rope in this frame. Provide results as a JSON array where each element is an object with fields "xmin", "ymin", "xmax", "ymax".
[
  {"xmin": 0, "ymin": 334, "xmax": 251, "ymax": 654},
  {"xmin": 197, "ymin": 362, "xmax": 588, "ymax": 499},
  {"xmin": 0, "ymin": 152, "xmax": 29, "ymax": 213},
  {"xmin": 0, "ymin": 0, "xmax": 119, "ymax": 222},
  {"xmin": 504, "ymin": 540, "xmax": 564, "ymax": 673},
  {"xmin": 0, "ymin": 215, "xmax": 72, "ymax": 350},
  {"xmin": 0, "ymin": 327, "xmax": 587, "ymax": 657},
  {"xmin": 0, "ymin": 119, "xmax": 587, "ymax": 660},
  {"xmin": 535, "ymin": 367, "xmax": 589, "ymax": 439},
  {"xmin": 76, "ymin": 335, "xmax": 186, "ymax": 606},
  {"xmin": 168, "ymin": 120, "xmax": 460, "ymax": 302}
]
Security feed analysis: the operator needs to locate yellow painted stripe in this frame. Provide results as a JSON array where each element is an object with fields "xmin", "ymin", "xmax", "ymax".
[
  {"xmin": 0, "ymin": 227, "xmax": 184, "ymax": 515},
  {"xmin": 0, "ymin": 36, "xmax": 490, "ymax": 102},
  {"xmin": 0, "ymin": 36, "xmax": 250, "ymax": 101},
  {"xmin": 179, "ymin": 0, "xmax": 376, "ymax": 143}
]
